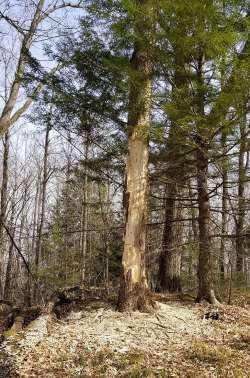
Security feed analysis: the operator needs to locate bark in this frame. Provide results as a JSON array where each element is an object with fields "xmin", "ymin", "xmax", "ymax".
[
  {"xmin": 31, "ymin": 174, "xmax": 40, "ymax": 257},
  {"xmin": 18, "ymin": 185, "xmax": 31, "ymax": 305},
  {"xmin": 35, "ymin": 121, "xmax": 51, "ymax": 271},
  {"xmin": 188, "ymin": 182, "xmax": 198, "ymax": 284},
  {"xmin": 0, "ymin": 131, "xmax": 10, "ymax": 298},
  {"xmin": 3, "ymin": 239, "xmax": 14, "ymax": 303},
  {"xmin": 80, "ymin": 196, "xmax": 88, "ymax": 284},
  {"xmin": 196, "ymin": 143, "xmax": 218, "ymax": 304},
  {"xmin": 220, "ymin": 130, "xmax": 228, "ymax": 280},
  {"xmin": 157, "ymin": 108, "xmax": 186, "ymax": 292},
  {"xmin": 98, "ymin": 183, "xmax": 111, "ymax": 290},
  {"xmin": 80, "ymin": 129, "xmax": 90, "ymax": 284},
  {"xmin": 195, "ymin": 57, "xmax": 219, "ymax": 305},
  {"xmin": 235, "ymin": 114, "xmax": 247, "ymax": 273},
  {"xmin": 49, "ymin": 286, "xmax": 108, "ymax": 319},
  {"xmin": 117, "ymin": 0, "xmax": 154, "ymax": 312},
  {"xmin": 156, "ymin": 48, "xmax": 189, "ymax": 293},
  {"xmin": 158, "ymin": 183, "xmax": 182, "ymax": 292},
  {"xmin": 0, "ymin": 305, "xmax": 41, "ymax": 334},
  {"xmin": 61, "ymin": 150, "xmax": 71, "ymax": 282},
  {"xmin": 3, "ymin": 200, "xmax": 15, "ymax": 302},
  {"xmin": 33, "ymin": 120, "xmax": 51, "ymax": 303}
]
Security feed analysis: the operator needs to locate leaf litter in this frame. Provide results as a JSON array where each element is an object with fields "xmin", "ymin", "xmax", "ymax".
[{"xmin": 1, "ymin": 299, "xmax": 249, "ymax": 377}]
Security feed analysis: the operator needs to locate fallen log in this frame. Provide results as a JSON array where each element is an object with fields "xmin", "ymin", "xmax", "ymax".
[
  {"xmin": 48, "ymin": 286, "xmax": 112, "ymax": 319},
  {"xmin": 0, "ymin": 305, "xmax": 42, "ymax": 336}
]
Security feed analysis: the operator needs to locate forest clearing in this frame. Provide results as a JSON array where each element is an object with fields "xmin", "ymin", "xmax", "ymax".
[{"xmin": 0, "ymin": 0, "xmax": 249, "ymax": 377}]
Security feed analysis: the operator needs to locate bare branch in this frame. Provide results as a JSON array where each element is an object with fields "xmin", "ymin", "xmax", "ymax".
[
  {"xmin": 10, "ymin": 63, "xmax": 62, "ymax": 125},
  {"xmin": 0, "ymin": 11, "xmax": 27, "ymax": 35},
  {"xmin": 41, "ymin": 0, "xmax": 85, "ymax": 20}
]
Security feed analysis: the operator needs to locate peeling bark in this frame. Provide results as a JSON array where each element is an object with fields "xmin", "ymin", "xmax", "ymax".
[{"xmin": 117, "ymin": 0, "xmax": 154, "ymax": 312}]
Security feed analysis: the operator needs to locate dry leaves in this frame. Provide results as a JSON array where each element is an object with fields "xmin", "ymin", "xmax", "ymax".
[{"xmin": 1, "ymin": 300, "xmax": 249, "ymax": 377}]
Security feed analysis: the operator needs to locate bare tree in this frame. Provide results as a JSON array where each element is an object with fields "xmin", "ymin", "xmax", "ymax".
[{"xmin": 0, "ymin": 0, "xmax": 84, "ymax": 135}]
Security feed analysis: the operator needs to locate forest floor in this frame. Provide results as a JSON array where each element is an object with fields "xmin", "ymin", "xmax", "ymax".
[{"xmin": 0, "ymin": 293, "xmax": 250, "ymax": 378}]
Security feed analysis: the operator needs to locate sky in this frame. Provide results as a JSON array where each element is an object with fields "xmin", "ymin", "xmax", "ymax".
[
  {"xmin": 0, "ymin": 0, "xmax": 86, "ymax": 150},
  {"xmin": 0, "ymin": 1, "xmax": 88, "ymax": 235}
]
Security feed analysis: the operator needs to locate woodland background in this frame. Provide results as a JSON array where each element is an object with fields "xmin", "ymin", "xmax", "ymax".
[{"xmin": 0, "ymin": 0, "xmax": 249, "ymax": 309}]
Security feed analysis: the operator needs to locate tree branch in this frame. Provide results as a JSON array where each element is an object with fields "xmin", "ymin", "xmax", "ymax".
[{"xmin": 10, "ymin": 63, "xmax": 62, "ymax": 125}]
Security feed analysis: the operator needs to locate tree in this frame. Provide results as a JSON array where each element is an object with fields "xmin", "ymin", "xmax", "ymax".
[
  {"xmin": 0, "ymin": 0, "xmax": 249, "ymax": 308},
  {"xmin": 156, "ymin": 46, "xmax": 191, "ymax": 293},
  {"xmin": 158, "ymin": 0, "xmax": 249, "ymax": 303},
  {"xmin": 235, "ymin": 101, "xmax": 248, "ymax": 274},
  {"xmin": 117, "ymin": 0, "xmax": 156, "ymax": 311},
  {"xmin": 33, "ymin": 109, "xmax": 52, "ymax": 301},
  {"xmin": 0, "ymin": 0, "xmax": 85, "ymax": 136},
  {"xmin": 0, "ymin": 131, "xmax": 10, "ymax": 297}
]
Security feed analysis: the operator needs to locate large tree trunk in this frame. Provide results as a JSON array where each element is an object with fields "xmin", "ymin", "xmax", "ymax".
[
  {"xmin": 158, "ymin": 183, "xmax": 182, "ymax": 292},
  {"xmin": 157, "ymin": 49, "xmax": 189, "ymax": 293},
  {"xmin": 117, "ymin": 133, "xmax": 150, "ymax": 311},
  {"xmin": 195, "ymin": 57, "xmax": 219, "ymax": 305},
  {"xmin": 0, "ymin": 131, "xmax": 10, "ymax": 298},
  {"xmin": 196, "ymin": 144, "xmax": 218, "ymax": 304},
  {"xmin": 117, "ymin": 0, "xmax": 154, "ymax": 311}
]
